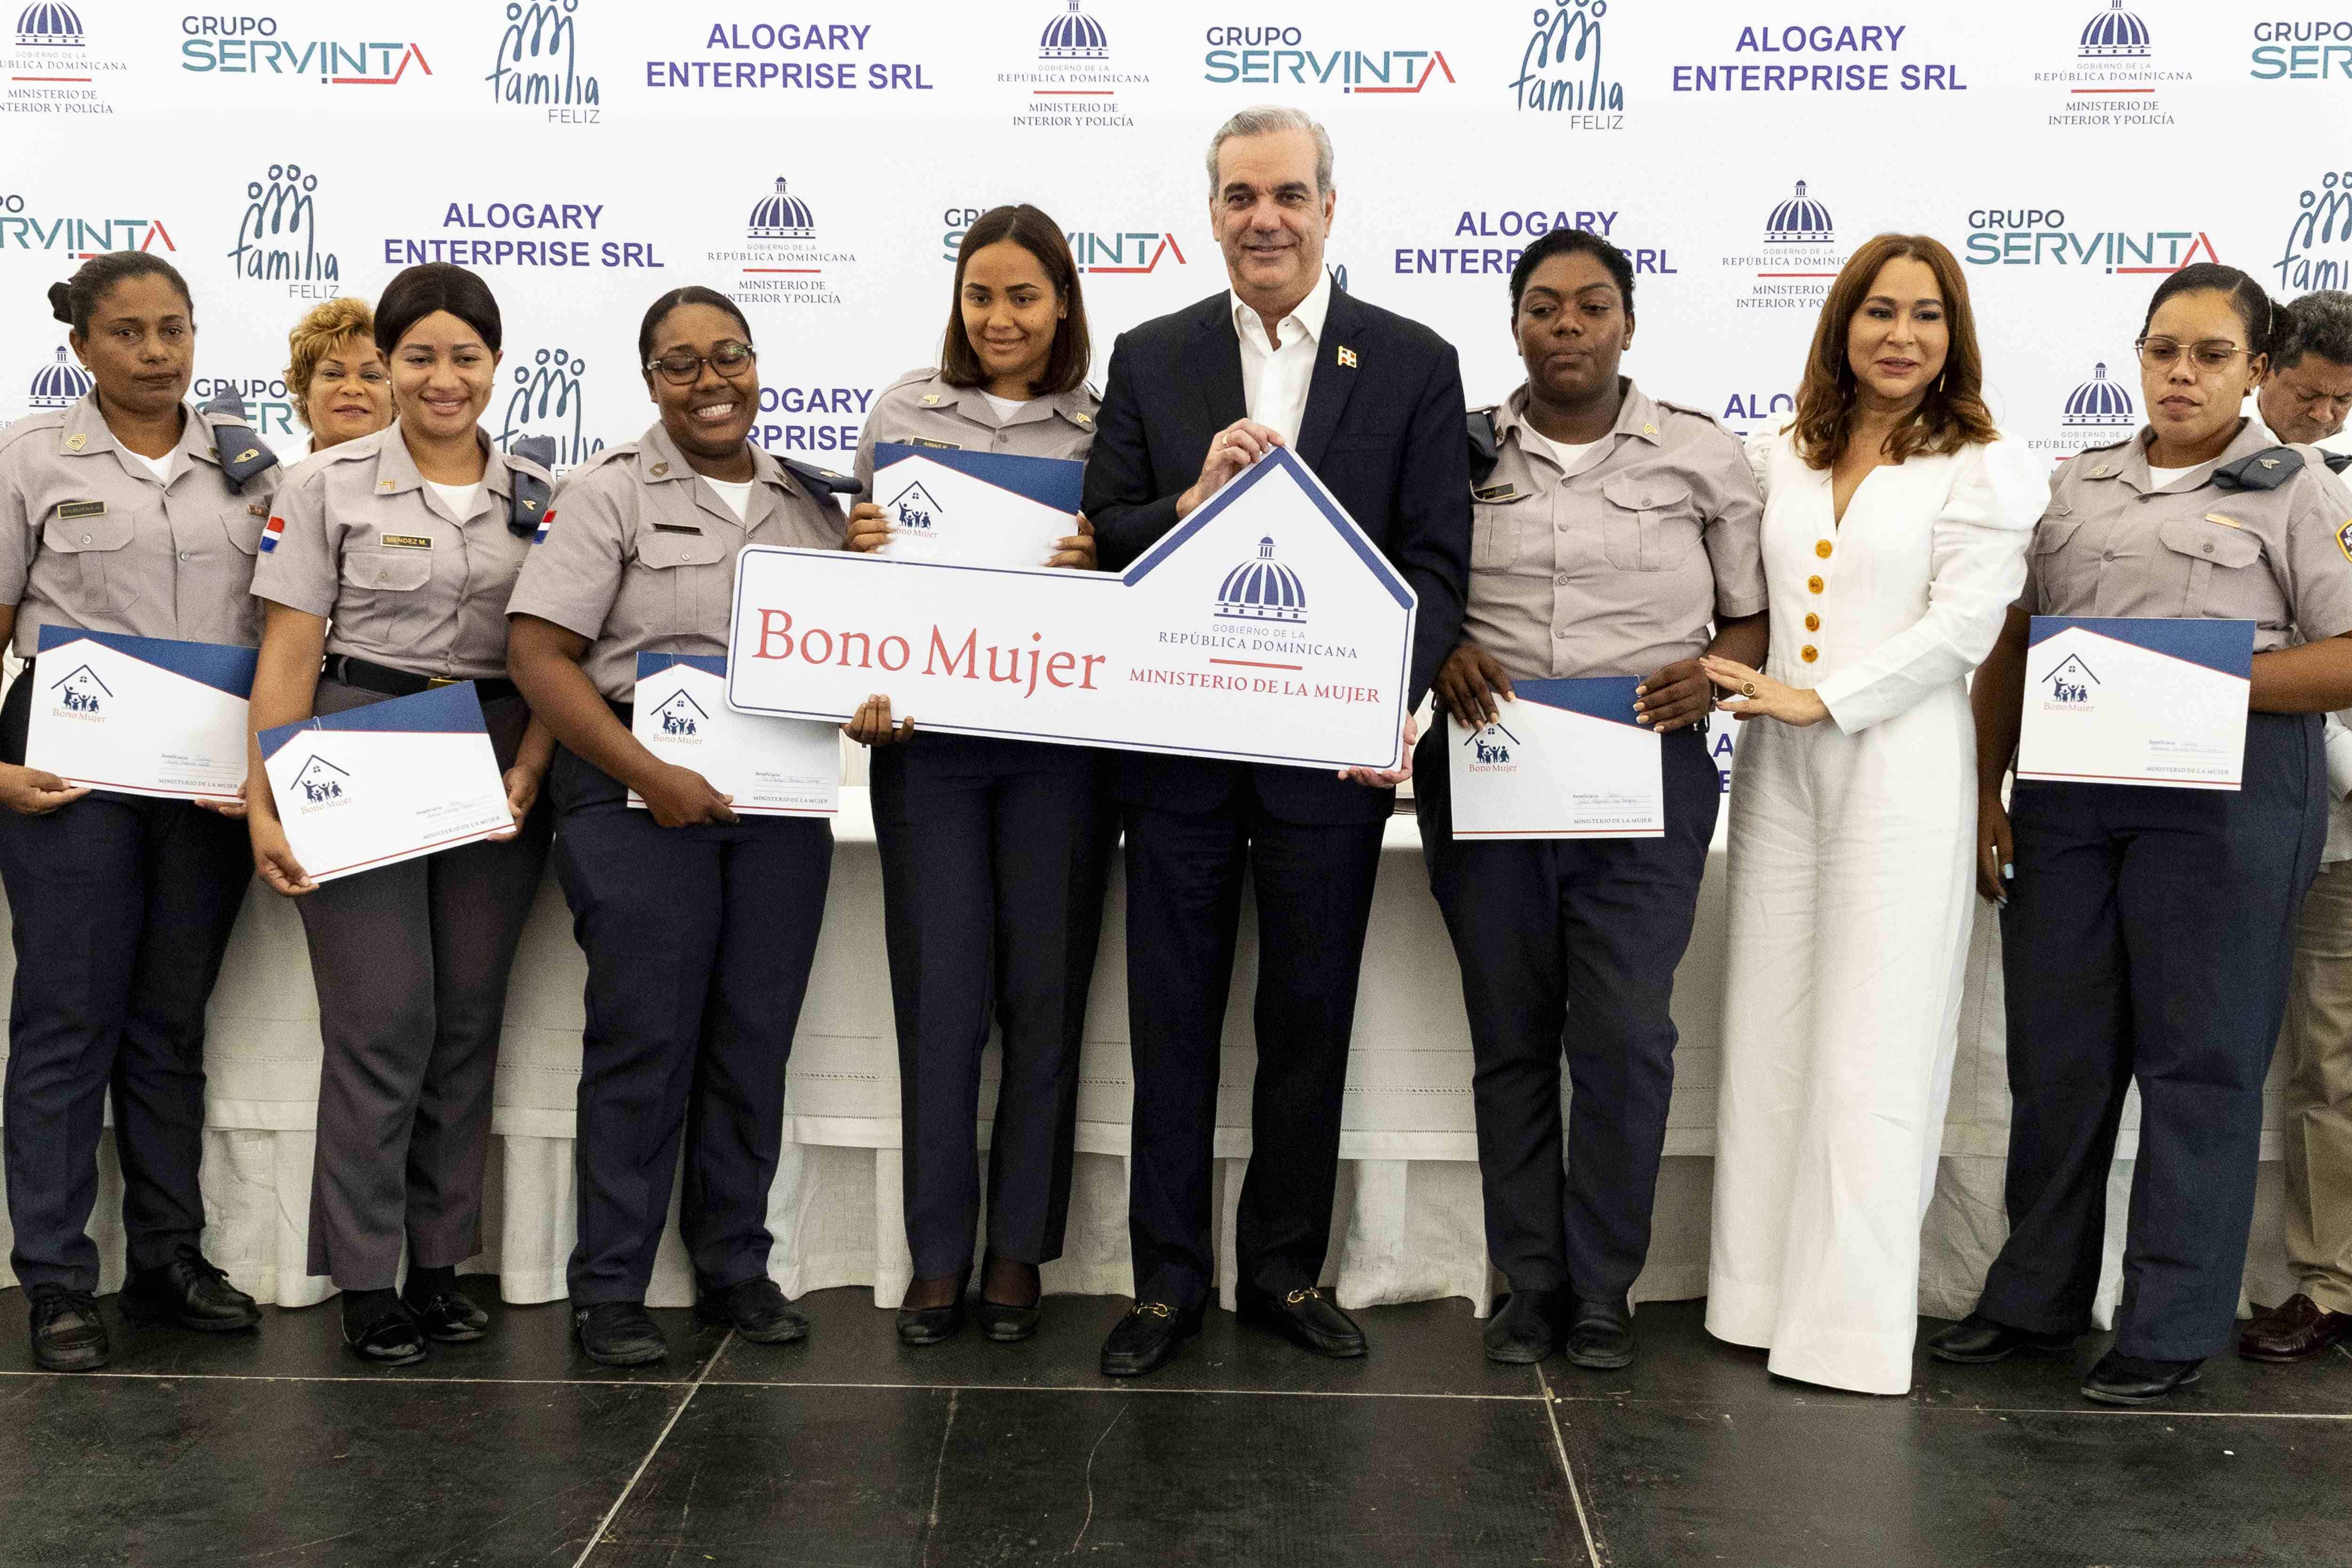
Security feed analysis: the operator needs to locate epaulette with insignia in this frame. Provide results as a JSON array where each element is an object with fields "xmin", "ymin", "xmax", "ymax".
[
  {"xmin": 1467, "ymin": 406, "xmax": 1500, "ymax": 486},
  {"xmin": 2212, "ymin": 446, "xmax": 2307, "ymax": 492},
  {"xmin": 505, "ymin": 435, "xmax": 556, "ymax": 539},
  {"xmin": 782, "ymin": 456, "xmax": 861, "ymax": 497},
  {"xmin": 2325, "ymin": 451, "xmax": 2350, "ymax": 475},
  {"xmin": 200, "ymin": 388, "xmax": 279, "ymax": 493}
]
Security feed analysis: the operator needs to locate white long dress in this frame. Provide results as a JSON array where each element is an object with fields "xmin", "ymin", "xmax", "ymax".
[{"xmin": 1705, "ymin": 425, "xmax": 2045, "ymax": 1394}]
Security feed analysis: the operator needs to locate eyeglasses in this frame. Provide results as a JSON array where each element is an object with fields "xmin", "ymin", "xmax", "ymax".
[
  {"xmin": 645, "ymin": 340, "xmax": 756, "ymax": 385},
  {"xmin": 2134, "ymin": 337, "xmax": 2251, "ymax": 373}
]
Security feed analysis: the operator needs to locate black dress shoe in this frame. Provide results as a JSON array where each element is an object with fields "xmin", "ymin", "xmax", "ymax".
[
  {"xmin": 1236, "ymin": 1285, "xmax": 1366, "ymax": 1359},
  {"xmin": 1925, "ymin": 1313, "xmax": 2079, "ymax": 1365},
  {"xmin": 973, "ymin": 1298, "xmax": 1040, "ymax": 1343},
  {"xmin": 2082, "ymin": 1349, "xmax": 2202, "ymax": 1406},
  {"xmin": 1100, "ymin": 1299, "xmax": 1203, "ymax": 1377},
  {"xmin": 897, "ymin": 1297, "xmax": 967, "ymax": 1346},
  {"xmin": 1564, "ymin": 1295, "xmax": 1636, "ymax": 1370},
  {"xmin": 700, "ymin": 1277, "xmax": 809, "ymax": 1344},
  {"xmin": 1483, "ymin": 1288, "xmax": 1565, "ymax": 1364},
  {"xmin": 26, "ymin": 1283, "xmax": 108, "ymax": 1372},
  {"xmin": 120, "ymin": 1247, "xmax": 261, "ymax": 1332},
  {"xmin": 402, "ymin": 1280, "xmax": 490, "ymax": 1344},
  {"xmin": 342, "ymin": 1294, "xmax": 427, "ymax": 1367},
  {"xmin": 574, "ymin": 1301, "xmax": 667, "ymax": 1366}
]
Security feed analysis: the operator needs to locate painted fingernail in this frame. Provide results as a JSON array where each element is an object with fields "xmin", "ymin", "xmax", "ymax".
[{"xmin": 2001, "ymin": 863, "xmax": 2014, "ymax": 880}]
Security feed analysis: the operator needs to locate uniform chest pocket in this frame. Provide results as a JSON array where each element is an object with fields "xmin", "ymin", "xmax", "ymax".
[
  {"xmin": 41, "ymin": 506, "xmax": 140, "ymax": 615},
  {"xmin": 2157, "ymin": 516, "xmax": 2269, "ymax": 619},
  {"xmin": 630, "ymin": 525, "xmax": 731, "ymax": 639},
  {"xmin": 1470, "ymin": 496, "xmax": 1534, "ymax": 573},
  {"xmin": 221, "ymin": 503, "xmax": 267, "ymax": 557},
  {"xmin": 2025, "ymin": 506, "xmax": 2086, "ymax": 610},
  {"xmin": 1598, "ymin": 472, "xmax": 1700, "ymax": 572},
  {"xmin": 335, "ymin": 546, "xmax": 436, "ymax": 649}
]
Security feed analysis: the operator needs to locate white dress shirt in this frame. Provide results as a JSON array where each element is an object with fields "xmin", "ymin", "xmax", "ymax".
[{"xmin": 1230, "ymin": 268, "xmax": 1332, "ymax": 445}]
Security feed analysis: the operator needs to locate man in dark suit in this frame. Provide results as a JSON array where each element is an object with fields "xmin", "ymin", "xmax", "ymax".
[{"xmin": 1083, "ymin": 104, "xmax": 1470, "ymax": 1377}]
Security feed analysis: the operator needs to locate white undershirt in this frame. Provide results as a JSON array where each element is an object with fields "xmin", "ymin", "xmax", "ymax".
[
  {"xmin": 980, "ymin": 392, "xmax": 1028, "ymax": 422},
  {"xmin": 2145, "ymin": 465, "xmax": 2195, "ymax": 489},
  {"xmin": 702, "ymin": 477, "xmax": 754, "ymax": 523},
  {"xmin": 128, "ymin": 449, "xmax": 174, "ymax": 483},
  {"xmin": 1519, "ymin": 423, "xmax": 1608, "ymax": 481},
  {"xmin": 426, "ymin": 481, "xmax": 482, "ymax": 519}
]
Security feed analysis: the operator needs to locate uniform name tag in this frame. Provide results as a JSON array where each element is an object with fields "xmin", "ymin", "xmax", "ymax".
[
  {"xmin": 54, "ymin": 500, "xmax": 105, "ymax": 520},
  {"xmin": 1473, "ymin": 483, "xmax": 1521, "ymax": 502},
  {"xmin": 651, "ymin": 522, "xmax": 703, "ymax": 534},
  {"xmin": 379, "ymin": 534, "xmax": 434, "ymax": 549},
  {"xmin": 2201, "ymin": 513, "xmax": 2245, "ymax": 531},
  {"xmin": 909, "ymin": 438, "xmax": 961, "ymax": 451}
]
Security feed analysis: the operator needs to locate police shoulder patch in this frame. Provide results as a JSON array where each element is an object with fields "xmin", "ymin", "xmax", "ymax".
[{"xmin": 2337, "ymin": 518, "xmax": 2352, "ymax": 567}]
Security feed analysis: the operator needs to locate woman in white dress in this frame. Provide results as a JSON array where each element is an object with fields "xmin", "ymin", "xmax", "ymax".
[{"xmin": 1698, "ymin": 234, "xmax": 2048, "ymax": 1394}]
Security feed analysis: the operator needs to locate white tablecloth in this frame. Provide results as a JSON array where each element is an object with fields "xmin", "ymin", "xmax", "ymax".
[{"xmin": 0, "ymin": 785, "xmax": 2297, "ymax": 1324}]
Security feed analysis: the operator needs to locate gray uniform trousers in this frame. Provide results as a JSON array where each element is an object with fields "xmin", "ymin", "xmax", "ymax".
[{"xmin": 299, "ymin": 680, "xmax": 551, "ymax": 1289}]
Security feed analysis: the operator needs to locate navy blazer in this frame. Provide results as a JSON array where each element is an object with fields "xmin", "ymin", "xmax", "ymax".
[{"xmin": 1084, "ymin": 286, "xmax": 1471, "ymax": 825}]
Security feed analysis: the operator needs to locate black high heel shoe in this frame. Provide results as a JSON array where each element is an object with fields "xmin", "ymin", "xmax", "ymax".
[
  {"xmin": 974, "ymin": 1257, "xmax": 1041, "ymax": 1344},
  {"xmin": 896, "ymin": 1274, "xmax": 969, "ymax": 1346}
]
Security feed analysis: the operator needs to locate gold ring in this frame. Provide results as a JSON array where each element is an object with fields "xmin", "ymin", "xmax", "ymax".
[{"xmin": 1740, "ymin": 682, "xmax": 1758, "ymax": 698}]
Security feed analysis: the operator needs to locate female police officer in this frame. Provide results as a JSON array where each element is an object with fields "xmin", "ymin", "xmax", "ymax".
[
  {"xmin": 1420, "ymin": 228, "xmax": 1766, "ymax": 1369},
  {"xmin": 508, "ymin": 286, "xmax": 851, "ymax": 1366},
  {"xmin": 841, "ymin": 204, "xmax": 1107, "ymax": 1346},
  {"xmin": 1934, "ymin": 263, "xmax": 2352, "ymax": 1404},
  {"xmin": 0, "ymin": 253, "xmax": 279, "ymax": 1370},
  {"xmin": 245, "ymin": 265, "xmax": 555, "ymax": 1366}
]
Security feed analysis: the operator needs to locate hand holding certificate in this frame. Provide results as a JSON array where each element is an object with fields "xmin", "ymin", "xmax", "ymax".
[
  {"xmin": 24, "ymin": 626, "xmax": 258, "ymax": 804},
  {"xmin": 258, "ymin": 683, "xmax": 516, "ymax": 884},
  {"xmin": 1446, "ymin": 678, "xmax": 1665, "ymax": 839},
  {"xmin": 2018, "ymin": 617, "xmax": 2255, "ymax": 790}
]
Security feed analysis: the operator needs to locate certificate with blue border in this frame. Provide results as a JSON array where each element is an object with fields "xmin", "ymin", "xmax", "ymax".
[
  {"xmin": 870, "ymin": 444, "xmax": 1081, "ymax": 568},
  {"xmin": 259, "ymin": 683, "xmax": 514, "ymax": 882},
  {"xmin": 629, "ymin": 653, "xmax": 838, "ymax": 817},
  {"xmin": 1446, "ymin": 677, "xmax": 1665, "ymax": 839},
  {"xmin": 2018, "ymin": 616, "xmax": 2255, "ymax": 791},
  {"xmin": 24, "ymin": 625, "xmax": 257, "ymax": 802}
]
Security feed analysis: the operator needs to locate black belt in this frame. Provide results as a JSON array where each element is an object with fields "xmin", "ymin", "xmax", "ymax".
[{"xmin": 326, "ymin": 654, "xmax": 518, "ymax": 706}]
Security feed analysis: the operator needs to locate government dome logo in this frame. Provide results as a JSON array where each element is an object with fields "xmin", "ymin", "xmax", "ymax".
[
  {"xmin": 1216, "ymin": 536, "xmax": 1308, "ymax": 626},
  {"xmin": 1039, "ymin": 0, "xmax": 1107, "ymax": 61},
  {"xmin": 748, "ymin": 177, "xmax": 815, "ymax": 241},
  {"xmin": 27, "ymin": 346, "xmax": 90, "ymax": 410},
  {"xmin": 2062, "ymin": 362, "xmax": 2135, "ymax": 430},
  {"xmin": 2078, "ymin": 0, "xmax": 2150, "ymax": 60},
  {"xmin": 1765, "ymin": 181, "xmax": 1835, "ymax": 247},
  {"xmin": 14, "ymin": 1, "xmax": 81, "ymax": 47}
]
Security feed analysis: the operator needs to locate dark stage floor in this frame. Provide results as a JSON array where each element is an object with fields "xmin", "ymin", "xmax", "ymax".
[{"xmin": 0, "ymin": 1286, "xmax": 2344, "ymax": 1566}]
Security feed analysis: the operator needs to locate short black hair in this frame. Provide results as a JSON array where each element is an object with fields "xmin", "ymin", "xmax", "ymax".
[
  {"xmin": 2273, "ymin": 290, "xmax": 2352, "ymax": 372},
  {"xmin": 1508, "ymin": 229, "xmax": 1635, "ymax": 317},
  {"xmin": 48, "ymin": 252, "xmax": 192, "ymax": 335},
  {"xmin": 637, "ymin": 286, "xmax": 753, "ymax": 366},
  {"xmin": 373, "ymin": 263, "xmax": 501, "ymax": 356},
  {"xmin": 2141, "ymin": 263, "xmax": 2274, "ymax": 358}
]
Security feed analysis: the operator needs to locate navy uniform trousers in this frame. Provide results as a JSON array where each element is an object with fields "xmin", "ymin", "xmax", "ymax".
[
  {"xmin": 1415, "ymin": 721, "xmax": 1718, "ymax": 1300},
  {"xmin": 1982, "ymin": 711, "xmax": 2326, "ymax": 1361},
  {"xmin": 549, "ymin": 742, "xmax": 832, "ymax": 1305},
  {"xmin": 298, "ymin": 681, "xmax": 552, "ymax": 1290},
  {"xmin": 870, "ymin": 734, "xmax": 1111, "ymax": 1281},
  {"xmin": 1123, "ymin": 780, "xmax": 1388, "ymax": 1311},
  {"xmin": 0, "ymin": 666, "xmax": 250, "ymax": 1291}
]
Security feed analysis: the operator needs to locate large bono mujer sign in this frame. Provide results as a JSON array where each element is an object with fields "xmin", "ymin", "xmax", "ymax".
[{"xmin": 724, "ymin": 448, "xmax": 1417, "ymax": 769}]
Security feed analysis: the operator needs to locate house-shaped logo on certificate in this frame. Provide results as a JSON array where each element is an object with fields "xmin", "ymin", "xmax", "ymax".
[
  {"xmin": 652, "ymin": 689, "xmax": 709, "ymax": 737},
  {"xmin": 292, "ymin": 754, "xmax": 351, "ymax": 804},
  {"xmin": 886, "ymin": 479, "xmax": 944, "ymax": 532},
  {"xmin": 2041, "ymin": 652, "xmax": 2099, "ymax": 705},
  {"xmin": 47, "ymin": 662, "xmax": 111, "ymax": 715},
  {"xmin": 1462, "ymin": 719, "xmax": 1519, "ymax": 765}
]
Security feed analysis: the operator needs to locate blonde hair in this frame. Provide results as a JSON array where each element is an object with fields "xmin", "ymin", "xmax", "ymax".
[{"xmin": 284, "ymin": 295, "xmax": 378, "ymax": 431}]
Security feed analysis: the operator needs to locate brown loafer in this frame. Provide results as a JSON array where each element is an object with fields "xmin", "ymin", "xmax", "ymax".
[{"xmin": 2238, "ymin": 1293, "xmax": 2352, "ymax": 1362}]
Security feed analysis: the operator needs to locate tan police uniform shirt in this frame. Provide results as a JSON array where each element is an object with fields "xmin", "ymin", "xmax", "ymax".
[
  {"xmin": 508, "ymin": 422, "xmax": 846, "ymax": 703},
  {"xmin": 1466, "ymin": 380, "xmax": 1766, "ymax": 680},
  {"xmin": 852, "ymin": 367, "xmax": 1098, "ymax": 501},
  {"xmin": 0, "ymin": 391, "xmax": 277, "ymax": 654},
  {"xmin": 2022, "ymin": 418, "xmax": 2352, "ymax": 652},
  {"xmin": 250, "ymin": 425, "xmax": 554, "ymax": 682}
]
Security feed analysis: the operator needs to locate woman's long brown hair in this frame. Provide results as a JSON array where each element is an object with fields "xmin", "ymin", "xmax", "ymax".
[{"xmin": 1791, "ymin": 232, "xmax": 2000, "ymax": 470}]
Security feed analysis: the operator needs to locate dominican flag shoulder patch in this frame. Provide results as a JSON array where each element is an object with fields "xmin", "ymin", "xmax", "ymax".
[
  {"xmin": 260, "ymin": 514, "xmax": 286, "ymax": 554},
  {"xmin": 532, "ymin": 508, "xmax": 555, "ymax": 545}
]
